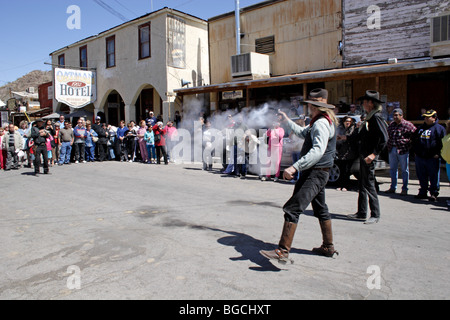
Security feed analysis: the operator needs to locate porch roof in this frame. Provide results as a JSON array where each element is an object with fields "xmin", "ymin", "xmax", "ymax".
[{"xmin": 175, "ymin": 57, "xmax": 450, "ymax": 96}]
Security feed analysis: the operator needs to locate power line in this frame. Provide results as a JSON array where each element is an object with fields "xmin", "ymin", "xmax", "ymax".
[
  {"xmin": 93, "ymin": 0, "xmax": 129, "ymax": 22},
  {"xmin": 0, "ymin": 58, "xmax": 50, "ymax": 73},
  {"xmin": 113, "ymin": 0, "xmax": 139, "ymax": 17},
  {"xmin": 174, "ymin": 0, "xmax": 199, "ymax": 9}
]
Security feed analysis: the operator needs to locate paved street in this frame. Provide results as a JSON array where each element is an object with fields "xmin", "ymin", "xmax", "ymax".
[{"xmin": 0, "ymin": 161, "xmax": 449, "ymax": 300}]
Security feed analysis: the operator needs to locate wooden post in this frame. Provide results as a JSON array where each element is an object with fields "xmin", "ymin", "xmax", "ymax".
[
  {"xmin": 246, "ymin": 87, "xmax": 250, "ymax": 108},
  {"xmin": 303, "ymin": 84, "xmax": 308, "ymax": 115}
]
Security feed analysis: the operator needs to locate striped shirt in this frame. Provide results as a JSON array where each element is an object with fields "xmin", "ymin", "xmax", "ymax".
[{"xmin": 9, "ymin": 131, "xmax": 15, "ymax": 147}]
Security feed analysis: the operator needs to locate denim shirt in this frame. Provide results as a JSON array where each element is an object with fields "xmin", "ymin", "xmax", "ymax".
[{"xmin": 85, "ymin": 129, "xmax": 98, "ymax": 147}]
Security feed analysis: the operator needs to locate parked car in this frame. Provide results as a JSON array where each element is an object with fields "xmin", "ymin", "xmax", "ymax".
[
  {"xmin": 279, "ymin": 114, "xmax": 388, "ymax": 185},
  {"xmin": 328, "ymin": 114, "xmax": 389, "ymax": 185},
  {"xmin": 246, "ymin": 113, "xmax": 388, "ymax": 182}
]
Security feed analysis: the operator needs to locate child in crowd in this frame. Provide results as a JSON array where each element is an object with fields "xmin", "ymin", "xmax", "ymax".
[
  {"xmin": 45, "ymin": 134, "xmax": 54, "ymax": 167},
  {"xmin": 145, "ymin": 123, "xmax": 156, "ymax": 163}
]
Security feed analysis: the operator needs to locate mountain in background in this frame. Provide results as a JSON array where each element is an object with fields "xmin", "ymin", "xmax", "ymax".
[{"xmin": 0, "ymin": 70, "xmax": 52, "ymax": 102}]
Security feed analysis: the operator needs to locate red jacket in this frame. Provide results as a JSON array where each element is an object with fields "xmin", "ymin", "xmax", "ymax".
[{"xmin": 152, "ymin": 125, "xmax": 167, "ymax": 146}]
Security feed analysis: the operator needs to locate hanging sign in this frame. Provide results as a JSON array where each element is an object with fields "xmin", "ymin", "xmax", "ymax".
[
  {"xmin": 222, "ymin": 90, "xmax": 244, "ymax": 100},
  {"xmin": 55, "ymin": 68, "xmax": 97, "ymax": 108}
]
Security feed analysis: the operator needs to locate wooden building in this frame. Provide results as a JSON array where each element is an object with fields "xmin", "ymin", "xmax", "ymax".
[
  {"xmin": 38, "ymin": 82, "xmax": 53, "ymax": 111},
  {"xmin": 209, "ymin": 0, "xmax": 342, "ymax": 84},
  {"xmin": 343, "ymin": 0, "xmax": 450, "ymax": 120},
  {"xmin": 176, "ymin": 0, "xmax": 450, "ymax": 121},
  {"xmin": 198, "ymin": 0, "xmax": 344, "ymax": 112}
]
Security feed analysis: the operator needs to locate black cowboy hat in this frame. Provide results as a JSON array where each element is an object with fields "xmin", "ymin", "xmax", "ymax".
[{"xmin": 358, "ymin": 90, "xmax": 385, "ymax": 104}]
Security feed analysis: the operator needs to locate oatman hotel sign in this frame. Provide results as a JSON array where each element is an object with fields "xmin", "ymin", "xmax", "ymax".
[{"xmin": 55, "ymin": 68, "xmax": 97, "ymax": 109}]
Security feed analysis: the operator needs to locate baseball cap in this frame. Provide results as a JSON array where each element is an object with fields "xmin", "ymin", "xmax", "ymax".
[{"xmin": 423, "ymin": 110, "xmax": 437, "ymax": 118}]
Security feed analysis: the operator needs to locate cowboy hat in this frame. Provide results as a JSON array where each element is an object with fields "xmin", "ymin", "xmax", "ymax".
[
  {"xmin": 358, "ymin": 90, "xmax": 385, "ymax": 104},
  {"xmin": 309, "ymin": 88, "xmax": 329, "ymax": 102},
  {"xmin": 304, "ymin": 100, "xmax": 335, "ymax": 110}
]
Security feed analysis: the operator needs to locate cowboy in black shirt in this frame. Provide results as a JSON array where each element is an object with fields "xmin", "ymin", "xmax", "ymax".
[{"xmin": 31, "ymin": 119, "xmax": 50, "ymax": 175}]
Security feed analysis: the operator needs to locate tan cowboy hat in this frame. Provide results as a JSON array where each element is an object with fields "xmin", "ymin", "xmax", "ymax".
[
  {"xmin": 309, "ymin": 88, "xmax": 329, "ymax": 101},
  {"xmin": 304, "ymin": 100, "xmax": 335, "ymax": 110}
]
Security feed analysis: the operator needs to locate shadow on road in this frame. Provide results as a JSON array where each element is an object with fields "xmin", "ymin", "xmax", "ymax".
[
  {"xmin": 163, "ymin": 219, "xmax": 315, "ymax": 272},
  {"xmin": 213, "ymin": 228, "xmax": 315, "ymax": 272}
]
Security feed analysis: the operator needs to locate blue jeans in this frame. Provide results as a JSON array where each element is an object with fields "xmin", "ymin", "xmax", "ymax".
[
  {"xmin": 146, "ymin": 145, "xmax": 156, "ymax": 160},
  {"xmin": 415, "ymin": 155, "xmax": 441, "ymax": 196},
  {"xmin": 447, "ymin": 163, "xmax": 450, "ymax": 182},
  {"xmin": 85, "ymin": 145, "xmax": 95, "ymax": 161},
  {"xmin": 388, "ymin": 148, "xmax": 410, "ymax": 192},
  {"xmin": 59, "ymin": 142, "xmax": 72, "ymax": 164}
]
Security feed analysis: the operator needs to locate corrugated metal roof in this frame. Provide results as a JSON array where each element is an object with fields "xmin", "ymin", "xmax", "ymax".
[{"xmin": 11, "ymin": 91, "xmax": 39, "ymax": 99}]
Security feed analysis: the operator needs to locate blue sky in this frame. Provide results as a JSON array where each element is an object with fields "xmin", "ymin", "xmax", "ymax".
[{"xmin": 0, "ymin": 0, "xmax": 262, "ymax": 85}]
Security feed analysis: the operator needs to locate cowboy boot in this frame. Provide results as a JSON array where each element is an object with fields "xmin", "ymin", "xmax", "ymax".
[
  {"xmin": 260, "ymin": 221, "xmax": 297, "ymax": 264},
  {"xmin": 312, "ymin": 220, "xmax": 339, "ymax": 258}
]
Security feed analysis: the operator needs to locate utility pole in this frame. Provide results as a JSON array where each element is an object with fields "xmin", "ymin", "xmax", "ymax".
[{"xmin": 235, "ymin": 0, "xmax": 241, "ymax": 55}]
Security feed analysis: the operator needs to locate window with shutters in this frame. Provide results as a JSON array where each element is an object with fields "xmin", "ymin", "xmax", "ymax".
[
  {"xmin": 255, "ymin": 35, "xmax": 275, "ymax": 54},
  {"xmin": 432, "ymin": 14, "xmax": 450, "ymax": 43}
]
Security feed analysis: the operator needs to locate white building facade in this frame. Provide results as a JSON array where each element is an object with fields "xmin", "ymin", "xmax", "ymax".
[{"xmin": 50, "ymin": 8, "xmax": 209, "ymax": 125}]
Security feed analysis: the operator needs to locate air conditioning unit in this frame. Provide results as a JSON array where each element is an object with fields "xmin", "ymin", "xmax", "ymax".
[
  {"xmin": 431, "ymin": 13, "xmax": 450, "ymax": 58},
  {"xmin": 231, "ymin": 52, "xmax": 270, "ymax": 80}
]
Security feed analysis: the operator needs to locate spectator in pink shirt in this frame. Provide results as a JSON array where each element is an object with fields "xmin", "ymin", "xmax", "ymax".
[
  {"xmin": 262, "ymin": 120, "xmax": 285, "ymax": 182},
  {"xmin": 166, "ymin": 121, "xmax": 178, "ymax": 163},
  {"xmin": 137, "ymin": 120, "xmax": 150, "ymax": 163}
]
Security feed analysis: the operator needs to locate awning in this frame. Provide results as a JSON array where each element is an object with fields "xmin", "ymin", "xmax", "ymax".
[
  {"xmin": 66, "ymin": 109, "xmax": 94, "ymax": 119},
  {"xmin": 43, "ymin": 112, "xmax": 64, "ymax": 120},
  {"xmin": 11, "ymin": 91, "xmax": 39, "ymax": 100},
  {"xmin": 175, "ymin": 57, "xmax": 450, "ymax": 96},
  {"xmin": 0, "ymin": 99, "xmax": 6, "ymax": 107},
  {"xmin": 10, "ymin": 108, "xmax": 53, "ymax": 120}
]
